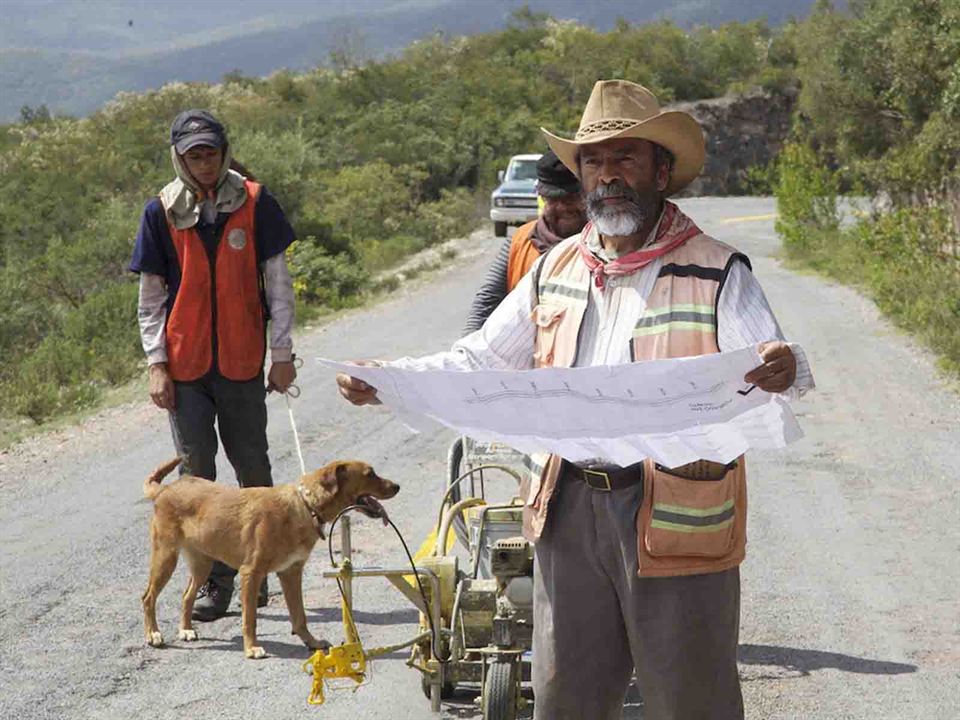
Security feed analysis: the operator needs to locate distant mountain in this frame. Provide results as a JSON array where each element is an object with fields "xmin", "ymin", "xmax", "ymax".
[
  {"xmin": 1, "ymin": 0, "xmax": 836, "ymax": 122},
  {"xmin": 0, "ymin": 0, "xmax": 409, "ymax": 53}
]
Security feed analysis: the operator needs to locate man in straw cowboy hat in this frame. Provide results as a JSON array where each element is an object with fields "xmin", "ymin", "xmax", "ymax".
[{"xmin": 336, "ymin": 79, "xmax": 814, "ymax": 718}]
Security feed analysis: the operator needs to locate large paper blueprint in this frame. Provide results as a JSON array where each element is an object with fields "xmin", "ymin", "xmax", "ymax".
[{"xmin": 321, "ymin": 347, "xmax": 803, "ymax": 467}]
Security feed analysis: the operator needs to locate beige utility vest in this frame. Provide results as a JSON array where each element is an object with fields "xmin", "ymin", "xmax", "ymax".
[{"xmin": 521, "ymin": 232, "xmax": 752, "ymax": 577}]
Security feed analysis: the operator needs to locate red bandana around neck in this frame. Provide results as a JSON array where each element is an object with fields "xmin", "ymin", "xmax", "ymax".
[{"xmin": 577, "ymin": 201, "xmax": 702, "ymax": 289}]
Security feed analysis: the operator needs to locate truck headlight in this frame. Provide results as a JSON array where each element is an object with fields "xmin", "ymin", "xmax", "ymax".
[{"xmin": 493, "ymin": 198, "xmax": 504, "ymax": 207}]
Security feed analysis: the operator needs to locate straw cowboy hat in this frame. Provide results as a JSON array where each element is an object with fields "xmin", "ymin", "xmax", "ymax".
[{"xmin": 541, "ymin": 79, "xmax": 705, "ymax": 196}]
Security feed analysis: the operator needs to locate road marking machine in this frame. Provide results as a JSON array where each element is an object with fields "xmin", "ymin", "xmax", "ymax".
[{"xmin": 304, "ymin": 437, "xmax": 533, "ymax": 719}]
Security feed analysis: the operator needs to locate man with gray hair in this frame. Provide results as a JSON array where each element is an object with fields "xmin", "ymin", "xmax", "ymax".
[{"xmin": 337, "ymin": 80, "xmax": 814, "ymax": 719}]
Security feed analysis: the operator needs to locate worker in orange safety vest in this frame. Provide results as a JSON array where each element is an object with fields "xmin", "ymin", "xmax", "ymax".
[{"xmin": 130, "ymin": 109, "xmax": 297, "ymax": 621}]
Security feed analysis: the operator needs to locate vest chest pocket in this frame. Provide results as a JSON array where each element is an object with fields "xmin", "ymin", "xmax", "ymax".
[
  {"xmin": 643, "ymin": 464, "xmax": 737, "ymax": 558},
  {"xmin": 531, "ymin": 303, "xmax": 566, "ymax": 367}
]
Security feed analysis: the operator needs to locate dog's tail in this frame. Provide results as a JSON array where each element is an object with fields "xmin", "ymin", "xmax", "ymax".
[{"xmin": 143, "ymin": 457, "xmax": 183, "ymax": 501}]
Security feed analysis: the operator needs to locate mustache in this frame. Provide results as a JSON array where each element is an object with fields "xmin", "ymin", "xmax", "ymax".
[{"xmin": 586, "ymin": 181, "xmax": 643, "ymax": 210}]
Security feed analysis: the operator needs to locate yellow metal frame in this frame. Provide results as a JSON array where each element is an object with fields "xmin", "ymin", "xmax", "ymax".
[{"xmin": 303, "ymin": 516, "xmax": 444, "ymax": 709}]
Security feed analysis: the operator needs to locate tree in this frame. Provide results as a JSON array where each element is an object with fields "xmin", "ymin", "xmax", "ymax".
[{"xmin": 19, "ymin": 104, "xmax": 51, "ymax": 124}]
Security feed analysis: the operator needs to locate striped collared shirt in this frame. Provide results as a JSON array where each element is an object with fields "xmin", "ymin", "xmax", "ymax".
[{"xmin": 391, "ymin": 227, "xmax": 815, "ymax": 400}]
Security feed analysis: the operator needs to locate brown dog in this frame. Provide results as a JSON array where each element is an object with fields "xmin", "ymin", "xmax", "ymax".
[{"xmin": 141, "ymin": 458, "xmax": 399, "ymax": 659}]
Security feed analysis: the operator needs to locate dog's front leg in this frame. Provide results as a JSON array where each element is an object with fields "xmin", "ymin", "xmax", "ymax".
[
  {"xmin": 277, "ymin": 563, "xmax": 330, "ymax": 651},
  {"xmin": 239, "ymin": 569, "xmax": 267, "ymax": 659}
]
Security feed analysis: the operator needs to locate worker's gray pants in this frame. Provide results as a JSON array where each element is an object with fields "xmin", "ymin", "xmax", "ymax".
[
  {"xmin": 168, "ymin": 371, "xmax": 273, "ymax": 585},
  {"xmin": 532, "ymin": 476, "xmax": 744, "ymax": 720}
]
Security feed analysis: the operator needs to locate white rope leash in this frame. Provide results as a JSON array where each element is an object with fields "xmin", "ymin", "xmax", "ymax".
[{"xmin": 285, "ymin": 391, "xmax": 306, "ymax": 476}]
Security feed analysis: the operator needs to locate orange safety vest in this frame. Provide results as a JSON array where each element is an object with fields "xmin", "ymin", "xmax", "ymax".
[
  {"xmin": 521, "ymin": 222, "xmax": 751, "ymax": 578},
  {"xmin": 164, "ymin": 180, "xmax": 266, "ymax": 382},
  {"xmin": 506, "ymin": 220, "xmax": 540, "ymax": 292}
]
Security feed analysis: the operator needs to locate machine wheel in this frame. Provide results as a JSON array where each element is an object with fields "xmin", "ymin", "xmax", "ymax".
[
  {"xmin": 482, "ymin": 661, "xmax": 518, "ymax": 720},
  {"xmin": 494, "ymin": 221, "xmax": 508, "ymax": 237}
]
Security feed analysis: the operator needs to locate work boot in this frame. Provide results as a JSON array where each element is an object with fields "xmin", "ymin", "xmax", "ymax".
[
  {"xmin": 192, "ymin": 577, "xmax": 268, "ymax": 620},
  {"xmin": 192, "ymin": 578, "xmax": 234, "ymax": 622}
]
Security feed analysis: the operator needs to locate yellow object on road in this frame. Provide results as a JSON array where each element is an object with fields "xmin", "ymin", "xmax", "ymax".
[
  {"xmin": 304, "ymin": 641, "xmax": 366, "ymax": 705},
  {"xmin": 303, "ymin": 580, "xmax": 366, "ymax": 705},
  {"xmin": 718, "ymin": 213, "xmax": 778, "ymax": 224}
]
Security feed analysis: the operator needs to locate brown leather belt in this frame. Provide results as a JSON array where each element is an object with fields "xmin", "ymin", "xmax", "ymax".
[{"xmin": 563, "ymin": 461, "xmax": 645, "ymax": 492}]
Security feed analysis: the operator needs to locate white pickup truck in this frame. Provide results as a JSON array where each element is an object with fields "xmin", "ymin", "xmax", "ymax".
[{"xmin": 489, "ymin": 153, "xmax": 541, "ymax": 237}]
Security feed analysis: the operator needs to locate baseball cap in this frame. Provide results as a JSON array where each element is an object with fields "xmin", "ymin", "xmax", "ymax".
[
  {"xmin": 170, "ymin": 109, "xmax": 226, "ymax": 154},
  {"xmin": 536, "ymin": 149, "xmax": 581, "ymax": 198}
]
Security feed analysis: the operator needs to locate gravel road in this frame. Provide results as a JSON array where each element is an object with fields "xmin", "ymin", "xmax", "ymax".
[{"xmin": 1, "ymin": 197, "xmax": 956, "ymax": 720}]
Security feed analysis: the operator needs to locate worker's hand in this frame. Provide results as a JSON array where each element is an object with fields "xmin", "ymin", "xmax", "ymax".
[
  {"xmin": 267, "ymin": 360, "xmax": 297, "ymax": 394},
  {"xmin": 148, "ymin": 363, "xmax": 175, "ymax": 410},
  {"xmin": 744, "ymin": 341, "xmax": 796, "ymax": 394},
  {"xmin": 336, "ymin": 361, "xmax": 382, "ymax": 406}
]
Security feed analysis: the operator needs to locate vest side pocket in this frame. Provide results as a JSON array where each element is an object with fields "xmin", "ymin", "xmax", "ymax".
[
  {"xmin": 643, "ymin": 465, "xmax": 737, "ymax": 558},
  {"xmin": 531, "ymin": 304, "xmax": 566, "ymax": 367}
]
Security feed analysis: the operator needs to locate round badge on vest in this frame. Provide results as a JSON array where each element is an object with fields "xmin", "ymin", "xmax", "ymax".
[{"xmin": 227, "ymin": 228, "xmax": 247, "ymax": 251}]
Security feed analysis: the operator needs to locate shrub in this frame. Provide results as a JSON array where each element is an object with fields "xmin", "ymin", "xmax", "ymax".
[
  {"xmin": 1, "ymin": 282, "xmax": 140, "ymax": 422},
  {"xmin": 411, "ymin": 188, "xmax": 479, "ymax": 246},
  {"xmin": 743, "ymin": 162, "xmax": 778, "ymax": 196},
  {"xmin": 356, "ymin": 235, "xmax": 427, "ymax": 273},
  {"xmin": 319, "ymin": 161, "xmax": 427, "ymax": 247},
  {"xmin": 776, "ymin": 150, "xmax": 960, "ymax": 377},
  {"xmin": 286, "ymin": 238, "xmax": 369, "ymax": 307},
  {"xmin": 774, "ymin": 142, "xmax": 839, "ymax": 253},
  {"xmin": 854, "ymin": 207, "xmax": 960, "ymax": 374}
]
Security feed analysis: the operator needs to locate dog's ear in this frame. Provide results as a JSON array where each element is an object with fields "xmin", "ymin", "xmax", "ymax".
[{"xmin": 314, "ymin": 464, "xmax": 341, "ymax": 500}]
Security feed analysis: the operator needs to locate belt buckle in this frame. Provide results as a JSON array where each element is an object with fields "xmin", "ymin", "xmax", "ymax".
[{"xmin": 582, "ymin": 468, "xmax": 612, "ymax": 492}]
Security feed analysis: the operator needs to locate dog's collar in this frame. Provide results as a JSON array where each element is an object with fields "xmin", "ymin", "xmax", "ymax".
[{"xmin": 296, "ymin": 483, "xmax": 326, "ymax": 539}]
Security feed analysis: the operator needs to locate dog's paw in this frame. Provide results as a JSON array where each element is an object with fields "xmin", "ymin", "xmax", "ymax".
[
  {"xmin": 245, "ymin": 646, "xmax": 267, "ymax": 660},
  {"xmin": 147, "ymin": 631, "xmax": 165, "ymax": 647},
  {"xmin": 178, "ymin": 628, "xmax": 198, "ymax": 642}
]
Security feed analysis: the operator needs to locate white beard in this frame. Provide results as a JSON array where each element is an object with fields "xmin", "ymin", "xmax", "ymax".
[
  {"xmin": 589, "ymin": 209, "xmax": 644, "ymax": 237},
  {"xmin": 585, "ymin": 181, "xmax": 662, "ymax": 239}
]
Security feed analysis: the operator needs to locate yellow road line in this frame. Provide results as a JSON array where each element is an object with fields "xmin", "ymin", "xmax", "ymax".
[{"xmin": 718, "ymin": 213, "xmax": 779, "ymax": 224}]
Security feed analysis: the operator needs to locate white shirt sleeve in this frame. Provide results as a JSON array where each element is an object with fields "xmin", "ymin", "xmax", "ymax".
[
  {"xmin": 389, "ymin": 259, "xmax": 541, "ymax": 372},
  {"xmin": 137, "ymin": 273, "xmax": 168, "ymax": 365},
  {"xmin": 717, "ymin": 260, "xmax": 815, "ymax": 398},
  {"xmin": 263, "ymin": 253, "xmax": 295, "ymax": 362}
]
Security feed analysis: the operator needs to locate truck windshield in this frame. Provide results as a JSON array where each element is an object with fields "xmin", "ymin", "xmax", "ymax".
[{"xmin": 507, "ymin": 160, "xmax": 538, "ymax": 182}]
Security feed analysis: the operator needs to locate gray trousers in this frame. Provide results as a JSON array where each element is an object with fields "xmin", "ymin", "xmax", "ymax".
[
  {"xmin": 168, "ymin": 371, "xmax": 273, "ymax": 584},
  {"xmin": 532, "ymin": 474, "xmax": 744, "ymax": 720}
]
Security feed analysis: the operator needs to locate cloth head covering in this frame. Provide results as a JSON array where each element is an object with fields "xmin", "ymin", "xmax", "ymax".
[{"xmin": 158, "ymin": 110, "xmax": 247, "ymax": 229}]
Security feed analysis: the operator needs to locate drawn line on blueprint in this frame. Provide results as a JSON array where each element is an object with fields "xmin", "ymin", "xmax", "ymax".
[{"xmin": 463, "ymin": 381, "xmax": 733, "ymax": 408}]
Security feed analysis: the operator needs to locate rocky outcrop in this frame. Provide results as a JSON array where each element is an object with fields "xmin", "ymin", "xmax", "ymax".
[{"xmin": 671, "ymin": 90, "xmax": 796, "ymax": 196}]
